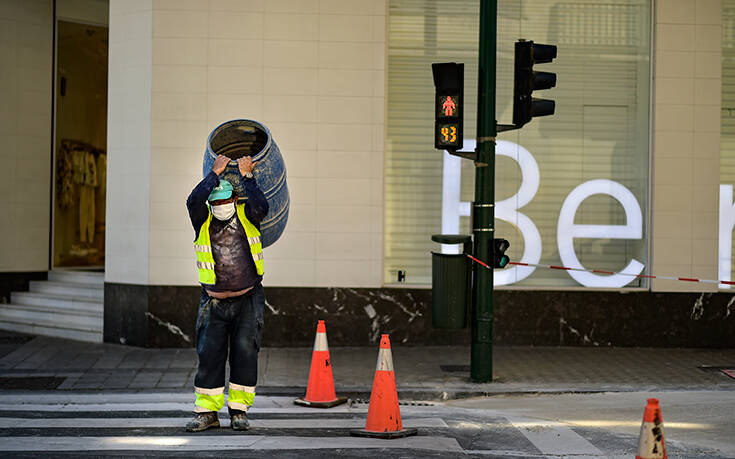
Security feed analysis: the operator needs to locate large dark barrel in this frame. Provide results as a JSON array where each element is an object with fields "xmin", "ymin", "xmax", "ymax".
[{"xmin": 203, "ymin": 119, "xmax": 289, "ymax": 248}]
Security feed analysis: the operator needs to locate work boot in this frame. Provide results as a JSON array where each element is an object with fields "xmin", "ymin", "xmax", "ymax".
[
  {"xmin": 186, "ymin": 411, "xmax": 220, "ymax": 432},
  {"xmin": 230, "ymin": 412, "xmax": 250, "ymax": 431}
]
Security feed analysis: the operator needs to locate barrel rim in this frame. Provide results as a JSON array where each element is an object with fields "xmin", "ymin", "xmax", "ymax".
[{"xmin": 206, "ymin": 119, "xmax": 273, "ymax": 164}]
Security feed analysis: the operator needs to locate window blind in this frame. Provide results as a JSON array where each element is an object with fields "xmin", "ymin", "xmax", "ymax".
[{"xmin": 721, "ymin": 0, "xmax": 735, "ymax": 277}]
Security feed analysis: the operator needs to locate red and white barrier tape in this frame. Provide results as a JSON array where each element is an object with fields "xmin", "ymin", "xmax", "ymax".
[{"xmin": 465, "ymin": 254, "xmax": 735, "ymax": 286}]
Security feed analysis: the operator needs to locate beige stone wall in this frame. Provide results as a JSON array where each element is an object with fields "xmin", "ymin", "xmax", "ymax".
[
  {"xmin": 652, "ymin": 0, "xmax": 722, "ymax": 291},
  {"xmin": 105, "ymin": 0, "xmax": 152, "ymax": 284},
  {"xmin": 107, "ymin": 0, "xmax": 386, "ymax": 287},
  {"xmin": 0, "ymin": 0, "xmax": 53, "ymax": 272}
]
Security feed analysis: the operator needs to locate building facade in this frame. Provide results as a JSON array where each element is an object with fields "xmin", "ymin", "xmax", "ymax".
[{"xmin": 1, "ymin": 0, "xmax": 734, "ymax": 347}]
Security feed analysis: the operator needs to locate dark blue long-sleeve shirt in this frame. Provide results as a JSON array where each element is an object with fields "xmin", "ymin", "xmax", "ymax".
[{"xmin": 186, "ymin": 170, "xmax": 269, "ymax": 240}]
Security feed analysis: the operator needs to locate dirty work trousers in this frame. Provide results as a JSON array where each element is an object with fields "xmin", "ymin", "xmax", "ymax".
[{"xmin": 193, "ymin": 284, "xmax": 265, "ymax": 414}]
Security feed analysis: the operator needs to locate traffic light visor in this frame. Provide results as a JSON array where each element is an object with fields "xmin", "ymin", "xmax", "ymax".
[
  {"xmin": 531, "ymin": 99, "xmax": 555, "ymax": 118},
  {"xmin": 533, "ymin": 71, "xmax": 556, "ymax": 91},
  {"xmin": 432, "ymin": 63, "xmax": 463, "ymax": 92},
  {"xmin": 532, "ymin": 44, "xmax": 557, "ymax": 63}
]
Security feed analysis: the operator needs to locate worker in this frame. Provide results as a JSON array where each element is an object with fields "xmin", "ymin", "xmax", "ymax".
[{"xmin": 185, "ymin": 154, "xmax": 269, "ymax": 432}]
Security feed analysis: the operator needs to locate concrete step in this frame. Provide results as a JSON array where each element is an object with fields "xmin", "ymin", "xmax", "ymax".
[
  {"xmin": 10, "ymin": 291, "xmax": 102, "ymax": 314},
  {"xmin": 47, "ymin": 270, "xmax": 104, "ymax": 286},
  {"xmin": 4, "ymin": 296, "xmax": 102, "ymax": 317},
  {"xmin": 0, "ymin": 318, "xmax": 102, "ymax": 343},
  {"xmin": 29, "ymin": 281, "xmax": 103, "ymax": 300},
  {"xmin": 0, "ymin": 304, "xmax": 103, "ymax": 329}
]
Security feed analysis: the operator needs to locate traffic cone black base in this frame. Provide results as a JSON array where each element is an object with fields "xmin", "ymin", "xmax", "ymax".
[
  {"xmin": 350, "ymin": 427, "xmax": 418, "ymax": 439},
  {"xmin": 294, "ymin": 395, "xmax": 348, "ymax": 408}
]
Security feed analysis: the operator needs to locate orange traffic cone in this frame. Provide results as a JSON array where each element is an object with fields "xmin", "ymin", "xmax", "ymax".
[
  {"xmin": 350, "ymin": 334, "xmax": 417, "ymax": 439},
  {"xmin": 294, "ymin": 320, "xmax": 347, "ymax": 408},
  {"xmin": 635, "ymin": 398, "xmax": 667, "ymax": 459}
]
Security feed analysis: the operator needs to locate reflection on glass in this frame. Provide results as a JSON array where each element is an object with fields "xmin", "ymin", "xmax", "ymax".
[{"xmin": 385, "ymin": 0, "xmax": 651, "ymax": 287}]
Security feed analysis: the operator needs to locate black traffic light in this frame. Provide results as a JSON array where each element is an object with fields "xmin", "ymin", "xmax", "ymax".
[
  {"xmin": 493, "ymin": 238, "xmax": 510, "ymax": 269},
  {"xmin": 432, "ymin": 62, "xmax": 464, "ymax": 151},
  {"xmin": 513, "ymin": 40, "xmax": 557, "ymax": 128}
]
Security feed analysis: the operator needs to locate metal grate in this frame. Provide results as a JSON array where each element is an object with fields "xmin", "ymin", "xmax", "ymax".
[{"xmin": 349, "ymin": 398, "xmax": 434, "ymax": 407}]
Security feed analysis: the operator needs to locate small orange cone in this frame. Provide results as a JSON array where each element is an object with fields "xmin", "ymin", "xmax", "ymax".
[
  {"xmin": 635, "ymin": 398, "xmax": 667, "ymax": 459},
  {"xmin": 350, "ymin": 334, "xmax": 417, "ymax": 439},
  {"xmin": 294, "ymin": 320, "xmax": 347, "ymax": 408}
]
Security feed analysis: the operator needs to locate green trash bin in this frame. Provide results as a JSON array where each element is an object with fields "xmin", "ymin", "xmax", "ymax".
[{"xmin": 431, "ymin": 234, "xmax": 472, "ymax": 329}]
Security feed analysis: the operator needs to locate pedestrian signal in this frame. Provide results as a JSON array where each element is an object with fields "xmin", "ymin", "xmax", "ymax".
[
  {"xmin": 432, "ymin": 62, "xmax": 464, "ymax": 151},
  {"xmin": 493, "ymin": 238, "xmax": 510, "ymax": 269}
]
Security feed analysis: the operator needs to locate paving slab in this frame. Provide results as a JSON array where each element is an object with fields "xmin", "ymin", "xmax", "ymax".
[{"xmin": 0, "ymin": 332, "xmax": 734, "ymax": 395}]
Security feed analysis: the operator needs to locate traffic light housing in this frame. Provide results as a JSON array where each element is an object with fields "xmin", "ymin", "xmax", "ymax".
[
  {"xmin": 493, "ymin": 238, "xmax": 510, "ymax": 269},
  {"xmin": 432, "ymin": 62, "xmax": 464, "ymax": 151},
  {"xmin": 512, "ymin": 40, "xmax": 557, "ymax": 128}
]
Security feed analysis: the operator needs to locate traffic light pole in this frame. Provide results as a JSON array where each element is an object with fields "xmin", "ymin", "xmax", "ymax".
[{"xmin": 471, "ymin": 0, "xmax": 497, "ymax": 383}]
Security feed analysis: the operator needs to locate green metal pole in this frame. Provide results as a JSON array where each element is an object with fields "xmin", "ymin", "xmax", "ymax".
[{"xmin": 471, "ymin": 0, "xmax": 496, "ymax": 383}]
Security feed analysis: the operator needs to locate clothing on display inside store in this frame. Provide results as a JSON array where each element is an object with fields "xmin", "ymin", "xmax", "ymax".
[{"xmin": 55, "ymin": 139, "xmax": 106, "ymax": 259}]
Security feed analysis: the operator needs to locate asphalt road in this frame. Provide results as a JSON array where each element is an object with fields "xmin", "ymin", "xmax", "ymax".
[
  {"xmin": 449, "ymin": 390, "xmax": 735, "ymax": 457},
  {"xmin": 0, "ymin": 391, "xmax": 732, "ymax": 457}
]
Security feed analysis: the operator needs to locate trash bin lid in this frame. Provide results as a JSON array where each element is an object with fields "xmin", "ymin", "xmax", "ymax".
[{"xmin": 431, "ymin": 234, "xmax": 471, "ymax": 244}]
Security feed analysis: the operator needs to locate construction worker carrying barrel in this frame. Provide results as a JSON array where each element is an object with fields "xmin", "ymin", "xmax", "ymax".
[{"xmin": 185, "ymin": 154, "xmax": 269, "ymax": 432}]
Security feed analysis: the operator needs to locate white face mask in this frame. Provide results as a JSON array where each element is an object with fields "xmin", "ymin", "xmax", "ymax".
[{"xmin": 211, "ymin": 202, "xmax": 235, "ymax": 221}]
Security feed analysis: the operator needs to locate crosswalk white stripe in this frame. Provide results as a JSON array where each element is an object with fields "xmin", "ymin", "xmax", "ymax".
[
  {"xmin": 507, "ymin": 416, "xmax": 603, "ymax": 456},
  {"xmin": 465, "ymin": 450, "xmax": 621, "ymax": 458},
  {"xmin": 0, "ymin": 394, "xmax": 364, "ymax": 406},
  {"xmin": 0, "ymin": 417, "xmax": 448, "ymax": 429},
  {"xmin": 0, "ymin": 393, "xmax": 198, "ymax": 404},
  {"xmin": 0, "ymin": 403, "xmax": 362, "ymax": 413},
  {"xmin": 464, "ymin": 450, "xmax": 553, "ymax": 457},
  {"xmin": 0, "ymin": 435, "xmax": 464, "ymax": 452}
]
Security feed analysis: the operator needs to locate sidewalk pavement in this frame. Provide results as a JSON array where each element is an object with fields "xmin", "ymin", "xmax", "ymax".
[{"xmin": 1, "ymin": 331, "xmax": 734, "ymax": 397}]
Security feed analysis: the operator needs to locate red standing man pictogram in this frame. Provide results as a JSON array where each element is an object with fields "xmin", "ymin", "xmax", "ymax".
[{"xmin": 442, "ymin": 96, "xmax": 456, "ymax": 117}]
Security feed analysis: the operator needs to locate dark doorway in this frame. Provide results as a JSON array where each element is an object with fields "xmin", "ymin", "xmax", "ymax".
[{"xmin": 53, "ymin": 21, "xmax": 108, "ymax": 268}]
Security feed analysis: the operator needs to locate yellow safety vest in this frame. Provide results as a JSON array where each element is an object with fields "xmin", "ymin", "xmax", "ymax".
[{"xmin": 194, "ymin": 203, "xmax": 264, "ymax": 285}]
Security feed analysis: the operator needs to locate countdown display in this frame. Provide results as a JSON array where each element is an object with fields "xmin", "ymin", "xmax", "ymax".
[{"xmin": 436, "ymin": 122, "xmax": 460, "ymax": 148}]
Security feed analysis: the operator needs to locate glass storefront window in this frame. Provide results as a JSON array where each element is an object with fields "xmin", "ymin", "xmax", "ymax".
[{"xmin": 385, "ymin": 0, "xmax": 651, "ymax": 288}]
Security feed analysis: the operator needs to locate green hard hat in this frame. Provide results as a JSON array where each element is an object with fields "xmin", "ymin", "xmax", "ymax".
[{"xmin": 208, "ymin": 180, "xmax": 234, "ymax": 202}]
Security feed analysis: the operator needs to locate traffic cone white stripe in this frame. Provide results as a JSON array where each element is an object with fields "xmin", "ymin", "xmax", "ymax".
[
  {"xmin": 635, "ymin": 398, "xmax": 667, "ymax": 459},
  {"xmin": 376, "ymin": 347, "xmax": 394, "ymax": 372},
  {"xmin": 313, "ymin": 331, "xmax": 329, "ymax": 351},
  {"xmin": 636, "ymin": 421, "xmax": 666, "ymax": 458}
]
